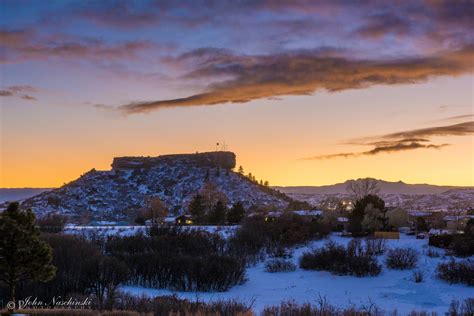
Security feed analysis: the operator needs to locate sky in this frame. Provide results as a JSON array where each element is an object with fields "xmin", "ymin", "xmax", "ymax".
[{"xmin": 0, "ymin": 0, "xmax": 473, "ymax": 188}]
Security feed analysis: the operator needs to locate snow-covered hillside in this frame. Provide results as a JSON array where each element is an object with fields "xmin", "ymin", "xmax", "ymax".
[{"xmin": 16, "ymin": 152, "xmax": 289, "ymax": 221}]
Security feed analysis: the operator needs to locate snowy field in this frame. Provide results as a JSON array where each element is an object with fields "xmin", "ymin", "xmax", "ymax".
[{"xmin": 122, "ymin": 234, "xmax": 473, "ymax": 314}]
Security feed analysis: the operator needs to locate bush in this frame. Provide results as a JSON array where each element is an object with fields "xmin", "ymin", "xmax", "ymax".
[
  {"xmin": 437, "ymin": 259, "xmax": 474, "ymax": 286},
  {"xmin": 300, "ymin": 239, "xmax": 381, "ymax": 277},
  {"xmin": 386, "ymin": 248, "xmax": 418, "ymax": 270},
  {"xmin": 106, "ymin": 228, "xmax": 246, "ymax": 291},
  {"xmin": 429, "ymin": 234, "xmax": 474, "ymax": 257},
  {"xmin": 412, "ymin": 269, "xmax": 425, "ymax": 283},
  {"xmin": 265, "ymin": 259, "xmax": 296, "ymax": 273},
  {"xmin": 448, "ymin": 298, "xmax": 474, "ymax": 316},
  {"xmin": 229, "ymin": 214, "xmax": 329, "ymax": 264},
  {"xmin": 269, "ymin": 246, "xmax": 293, "ymax": 259},
  {"xmin": 262, "ymin": 299, "xmax": 380, "ymax": 316},
  {"xmin": 114, "ymin": 293, "xmax": 253, "ymax": 315},
  {"xmin": 364, "ymin": 238, "xmax": 387, "ymax": 256},
  {"xmin": 425, "ymin": 248, "xmax": 441, "ymax": 258}
]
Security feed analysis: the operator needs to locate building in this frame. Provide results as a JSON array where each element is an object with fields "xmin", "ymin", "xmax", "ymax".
[{"xmin": 175, "ymin": 215, "xmax": 193, "ymax": 225}]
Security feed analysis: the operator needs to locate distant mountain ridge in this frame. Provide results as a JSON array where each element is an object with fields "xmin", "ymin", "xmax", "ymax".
[
  {"xmin": 0, "ymin": 188, "xmax": 52, "ymax": 203},
  {"xmin": 274, "ymin": 178, "xmax": 473, "ymax": 195},
  {"xmin": 7, "ymin": 151, "xmax": 290, "ymax": 221}
]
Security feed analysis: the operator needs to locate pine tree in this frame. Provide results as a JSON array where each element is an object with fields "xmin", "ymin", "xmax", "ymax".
[
  {"xmin": 238, "ymin": 166, "xmax": 244, "ymax": 174},
  {"xmin": 0, "ymin": 202, "xmax": 56, "ymax": 303},
  {"xmin": 208, "ymin": 200, "xmax": 227, "ymax": 225},
  {"xmin": 189, "ymin": 194, "xmax": 206, "ymax": 224},
  {"xmin": 227, "ymin": 202, "xmax": 245, "ymax": 224}
]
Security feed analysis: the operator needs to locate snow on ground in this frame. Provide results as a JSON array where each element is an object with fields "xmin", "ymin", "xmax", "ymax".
[
  {"xmin": 122, "ymin": 234, "xmax": 473, "ymax": 314},
  {"xmin": 64, "ymin": 225, "xmax": 239, "ymax": 238}
]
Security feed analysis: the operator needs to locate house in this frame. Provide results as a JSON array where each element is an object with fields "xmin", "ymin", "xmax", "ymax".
[
  {"xmin": 264, "ymin": 211, "xmax": 283, "ymax": 222},
  {"xmin": 175, "ymin": 215, "xmax": 193, "ymax": 225}
]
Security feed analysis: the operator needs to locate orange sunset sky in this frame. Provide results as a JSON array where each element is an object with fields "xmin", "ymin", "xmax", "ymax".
[{"xmin": 1, "ymin": 1, "xmax": 473, "ymax": 188}]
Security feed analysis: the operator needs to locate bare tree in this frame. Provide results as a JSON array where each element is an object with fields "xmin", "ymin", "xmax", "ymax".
[{"xmin": 346, "ymin": 178, "xmax": 380, "ymax": 199}]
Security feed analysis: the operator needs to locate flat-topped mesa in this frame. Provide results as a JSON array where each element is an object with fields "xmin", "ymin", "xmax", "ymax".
[{"xmin": 111, "ymin": 151, "xmax": 236, "ymax": 170}]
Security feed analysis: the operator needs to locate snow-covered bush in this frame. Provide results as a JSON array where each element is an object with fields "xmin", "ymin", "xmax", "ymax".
[
  {"xmin": 364, "ymin": 238, "xmax": 387, "ymax": 256},
  {"xmin": 386, "ymin": 248, "xmax": 418, "ymax": 269},
  {"xmin": 437, "ymin": 259, "xmax": 474, "ymax": 286},
  {"xmin": 300, "ymin": 240, "xmax": 381, "ymax": 277},
  {"xmin": 265, "ymin": 259, "xmax": 296, "ymax": 273}
]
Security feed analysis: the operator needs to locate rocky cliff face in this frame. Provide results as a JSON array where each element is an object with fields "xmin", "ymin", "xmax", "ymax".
[{"xmin": 19, "ymin": 152, "xmax": 289, "ymax": 222}]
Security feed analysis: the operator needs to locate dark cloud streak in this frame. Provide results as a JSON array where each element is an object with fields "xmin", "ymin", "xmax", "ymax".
[{"xmin": 304, "ymin": 121, "xmax": 473, "ymax": 160}]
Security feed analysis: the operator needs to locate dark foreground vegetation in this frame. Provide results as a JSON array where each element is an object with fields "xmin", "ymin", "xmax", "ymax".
[
  {"xmin": 1, "ymin": 206, "xmax": 331, "ymax": 310},
  {"xmin": 229, "ymin": 213, "xmax": 330, "ymax": 264},
  {"xmin": 262, "ymin": 298, "xmax": 474, "ymax": 316},
  {"xmin": 385, "ymin": 248, "xmax": 419, "ymax": 270},
  {"xmin": 437, "ymin": 259, "xmax": 474, "ymax": 286},
  {"xmin": 299, "ymin": 239, "xmax": 382, "ymax": 277},
  {"xmin": 429, "ymin": 233, "xmax": 474, "ymax": 257},
  {"xmin": 107, "ymin": 226, "xmax": 246, "ymax": 292}
]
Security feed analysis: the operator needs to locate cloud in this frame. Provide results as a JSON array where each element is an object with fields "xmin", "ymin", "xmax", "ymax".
[
  {"xmin": 0, "ymin": 85, "xmax": 39, "ymax": 101},
  {"xmin": 306, "ymin": 141, "xmax": 449, "ymax": 160},
  {"xmin": 441, "ymin": 114, "xmax": 474, "ymax": 122},
  {"xmin": 304, "ymin": 121, "xmax": 473, "ymax": 160},
  {"xmin": 377, "ymin": 121, "xmax": 474, "ymax": 140},
  {"xmin": 0, "ymin": 90, "xmax": 14, "ymax": 97},
  {"xmin": 355, "ymin": 12, "xmax": 412, "ymax": 38},
  {"xmin": 0, "ymin": 29, "xmax": 154, "ymax": 63},
  {"xmin": 119, "ymin": 45, "xmax": 474, "ymax": 114}
]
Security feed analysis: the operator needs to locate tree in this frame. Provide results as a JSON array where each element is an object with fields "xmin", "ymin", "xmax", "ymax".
[
  {"xmin": 143, "ymin": 196, "xmax": 168, "ymax": 224},
  {"xmin": 189, "ymin": 194, "xmax": 206, "ymax": 224},
  {"xmin": 36, "ymin": 213, "xmax": 67, "ymax": 233},
  {"xmin": 238, "ymin": 166, "xmax": 244, "ymax": 174},
  {"xmin": 200, "ymin": 182, "xmax": 228, "ymax": 214},
  {"xmin": 416, "ymin": 217, "xmax": 428, "ymax": 232},
  {"xmin": 264, "ymin": 180, "xmax": 269, "ymax": 186},
  {"xmin": 349, "ymin": 194, "xmax": 385, "ymax": 235},
  {"xmin": 83, "ymin": 255, "xmax": 129, "ymax": 310},
  {"xmin": 346, "ymin": 178, "xmax": 380, "ymax": 199},
  {"xmin": 227, "ymin": 202, "xmax": 245, "ymax": 224},
  {"xmin": 208, "ymin": 200, "xmax": 227, "ymax": 225},
  {"xmin": 362, "ymin": 204, "xmax": 387, "ymax": 232},
  {"xmin": 0, "ymin": 202, "xmax": 56, "ymax": 303}
]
